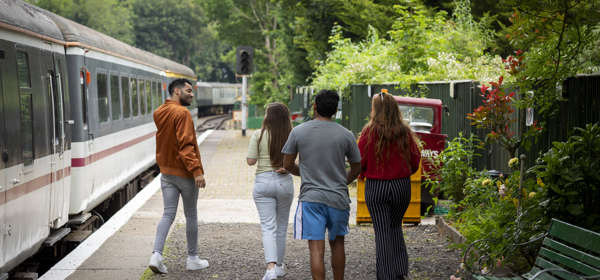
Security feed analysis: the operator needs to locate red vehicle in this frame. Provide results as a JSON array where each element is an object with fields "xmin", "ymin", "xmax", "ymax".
[
  {"xmin": 394, "ymin": 96, "xmax": 447, "ymax": 214},
  {"xmin": 357, "ymin": 96, "xmax": 446, "ymax": 224}
]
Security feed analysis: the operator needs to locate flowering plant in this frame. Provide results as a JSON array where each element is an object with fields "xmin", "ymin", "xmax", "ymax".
[{"xmin": 467, "ymin": 75, "xmax": 519, "ymax": 156}]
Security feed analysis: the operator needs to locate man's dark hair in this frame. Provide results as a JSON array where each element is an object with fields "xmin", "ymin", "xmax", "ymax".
[
  {"xmin": 168, "ymin": 78, "xmax": 192, "ymax": 95},
  {"xmin": 314, "ymin": 89, "xmax": 339, "ymax": 118}
]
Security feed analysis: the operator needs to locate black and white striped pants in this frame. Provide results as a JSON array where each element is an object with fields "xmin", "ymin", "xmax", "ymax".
[{"xmin": 365, "ymin": 177, "xmax": 411, "ymax": 280}]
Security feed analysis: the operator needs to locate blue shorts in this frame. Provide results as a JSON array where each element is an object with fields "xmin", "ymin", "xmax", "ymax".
[{"xmin": 294, "ymin": 201, "xmax": 349, "ymax": 240}]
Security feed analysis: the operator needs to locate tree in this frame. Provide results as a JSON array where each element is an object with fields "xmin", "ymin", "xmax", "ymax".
[
  {"xmin": 131, "ymin": 0, "xmax": 204, "ymax": 66},
  {"xmin": 203, "ymin": 0, "xmax": 406, "ymax": 106},
  {"xmin": 311, "ymin": 0, "xmax": 508, "ymax": 92},
  {"xmin": 502, "ymin": 0, "xmax": 600, "ymax": 118},
  {"xmin": 27, "ymin": 0, "xmax": 134, "ymax": 44}
]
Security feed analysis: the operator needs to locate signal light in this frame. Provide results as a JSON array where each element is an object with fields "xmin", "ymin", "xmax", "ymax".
[{"xmin": 236, "ymin": 46, "xmax": 254, "ymax": 75}]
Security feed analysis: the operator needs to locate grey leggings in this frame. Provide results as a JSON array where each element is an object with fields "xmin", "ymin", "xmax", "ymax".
[
  {"xmin": 153, "ymin": 174, "xmax": 199, "ymax": 256},
  {"xmin": 253, "ymin": 171, "xmax": 294, "ymax": 264}
]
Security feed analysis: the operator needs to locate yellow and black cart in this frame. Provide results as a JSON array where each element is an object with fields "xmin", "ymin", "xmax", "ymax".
[{"xmin": 356, "ymin": 163, "xmax": 422, "ymax": 224}]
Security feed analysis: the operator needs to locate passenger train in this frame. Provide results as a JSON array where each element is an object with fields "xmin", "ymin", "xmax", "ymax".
[
  {"xmin": 0, "ymin": 0, "xmax": 197, "ymax": 274},
  {"xmin": 196, "ymin": 82, "xmax": 241, "ymax": 116}
]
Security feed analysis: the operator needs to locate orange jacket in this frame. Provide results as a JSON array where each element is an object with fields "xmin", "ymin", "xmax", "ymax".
[{"xmin": 154, "ymin": 100, "xmax": 204, "ymax": 178}]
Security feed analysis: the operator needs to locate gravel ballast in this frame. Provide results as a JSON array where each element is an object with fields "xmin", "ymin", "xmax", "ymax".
[{"xmin": 145, "ymin": 223, "xmax": 461, "ymax": 280}]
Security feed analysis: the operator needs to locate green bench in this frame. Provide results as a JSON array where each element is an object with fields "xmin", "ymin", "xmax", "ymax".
[{"xmin": 470, "ymin": 219, "xmax": 600, "ymax": 280}]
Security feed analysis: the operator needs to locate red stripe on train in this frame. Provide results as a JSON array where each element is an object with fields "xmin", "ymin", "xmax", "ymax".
[
  {"xmin": 71, "ymin": 131, "xmax": 156, "ymax": 167},
  {"xmin": 0, "ymin": 167, "xmax": 71, "ymax": 206},
  {"xmin": 0, "ymin": 131, "xmax": 156, "ymax": 205}
]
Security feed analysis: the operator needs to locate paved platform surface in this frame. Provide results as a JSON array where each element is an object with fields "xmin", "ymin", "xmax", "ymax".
[{"xmin": 50, "ymin": 129, "xmax": 445, "ymax": 280}]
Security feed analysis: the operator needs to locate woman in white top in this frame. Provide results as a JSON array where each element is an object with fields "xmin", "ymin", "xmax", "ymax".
[{"xmin": 247, "ymin": 102, "xmax": 294, "ymax": 280}]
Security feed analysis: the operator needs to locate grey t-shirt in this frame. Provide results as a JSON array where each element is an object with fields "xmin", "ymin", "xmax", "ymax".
[{"xmin": 281, "ymin": 120, "xmax": 361, "ymax": 210}]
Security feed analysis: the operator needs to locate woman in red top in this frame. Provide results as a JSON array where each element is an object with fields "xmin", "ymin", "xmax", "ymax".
[{"xmin": 358, "ymin": 90, "xmax": 421, "ymax": 280}]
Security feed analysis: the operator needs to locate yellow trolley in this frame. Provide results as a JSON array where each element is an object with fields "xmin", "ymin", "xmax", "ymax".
[{"xmin": 356, "ymin": 162, "xmax": 422, "ymax": 224}]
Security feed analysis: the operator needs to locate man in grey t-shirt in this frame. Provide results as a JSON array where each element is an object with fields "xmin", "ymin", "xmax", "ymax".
[{"xmin": 282, "ymin": 90, "xmax": 361, "ymax": 280}]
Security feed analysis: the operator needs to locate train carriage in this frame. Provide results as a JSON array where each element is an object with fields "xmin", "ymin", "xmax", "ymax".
[
  {"xmin": 0, "ymin": 1, "xmax": 72, "ymax": 273},
  {"xmin": 196, "ymin": 82, "xmax": 240, "ymax": 116},
  {"xmin": 0, "ymin": 0, "xmax": 197, "ymax": 274}
]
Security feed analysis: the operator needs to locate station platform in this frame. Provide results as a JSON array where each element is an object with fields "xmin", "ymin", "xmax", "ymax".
[{"xmin": 41, "ymin": 129, "xmax": 450, "ymax": 280}]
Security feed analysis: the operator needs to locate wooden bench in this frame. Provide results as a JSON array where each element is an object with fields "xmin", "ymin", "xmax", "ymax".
[{"xmin": 470, "ymin": 218, "xmax": 600, "ymax": 280}]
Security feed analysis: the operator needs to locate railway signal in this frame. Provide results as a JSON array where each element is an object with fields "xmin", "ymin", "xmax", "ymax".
[
  {"xmin": 236, "ymin": 46, "xmax": 254, "ymax": 75},
  {"xmin": 236, "ymin": 46, "xmax": 253, "ymax": 136}
]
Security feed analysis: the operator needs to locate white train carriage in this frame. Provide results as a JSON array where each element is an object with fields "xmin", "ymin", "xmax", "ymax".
[
  {"xmin": 0, "ymin": 0, "xmax": 72, "ymax": 273},
  {"xmin": 0, "ymin": 0, "xmax": 197, "ymax": 274},
  {"xmin": 42, "ymin": 7, "xmax": 197, "ymax": 215}
]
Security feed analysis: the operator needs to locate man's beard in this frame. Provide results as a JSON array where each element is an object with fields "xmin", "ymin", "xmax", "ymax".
[{"xmin": 180, "ymin": 98, "xmax": 191, "ymax": 106}]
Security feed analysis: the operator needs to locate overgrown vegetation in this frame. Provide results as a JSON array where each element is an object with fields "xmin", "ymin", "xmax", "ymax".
[
  {"xmin": 312, "ymin": 0, "xmax": 510, "ymax": 93},
  {"xmin": 424, "ymin": 133, "xmax": 482, "ymax": 202}
]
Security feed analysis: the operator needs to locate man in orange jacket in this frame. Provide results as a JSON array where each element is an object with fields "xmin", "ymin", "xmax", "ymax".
[{"xmin": 149, "ymin": 78, "xmax": 208, "ymax": 274}]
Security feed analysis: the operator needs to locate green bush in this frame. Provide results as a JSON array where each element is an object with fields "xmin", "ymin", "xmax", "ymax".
[
  {"xmin": 530, "ymin": 123, "xmax": 600, "ymax": 232},
  {"xmin": 454, "ymin": 123, "xmax": 600, "ymax": 274},
  {"xmin": 454, "ymin": 170, "xmax": 546, "ymax": 274},
  {"xmin": 436, "ymin": 133, "xmax": 482, "ymax": 202}
]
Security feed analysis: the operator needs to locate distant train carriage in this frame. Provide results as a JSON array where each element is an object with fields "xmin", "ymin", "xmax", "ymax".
[
  {"xmin": 0, "ymin": 0, "xmax": 197, "ymax": 274},
  {"xmin": 196, "ymin": 82, "xmax": 240, "ymax": 116}
]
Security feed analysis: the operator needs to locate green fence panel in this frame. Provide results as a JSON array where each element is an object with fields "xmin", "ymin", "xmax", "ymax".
[
  {"xmin": 247, "ymin": 116, "xmax": 263, "ymax": 129},
  {"xmin": 523, "ymin": 75, "xmax": 600, "ymax": 167},
  {"xmin": 306, "ymin": 76, "xmax": 599, "ymax": 173}
]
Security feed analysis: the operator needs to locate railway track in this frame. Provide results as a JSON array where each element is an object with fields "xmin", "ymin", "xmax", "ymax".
[{"xmin": 196, "ymin": 114, "xmax": 231, "ymax": 132}]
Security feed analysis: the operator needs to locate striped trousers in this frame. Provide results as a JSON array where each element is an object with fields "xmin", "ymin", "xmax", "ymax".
[{"xmin": 365, "ymin": 178, "xmax": 411, "ymax": 280}]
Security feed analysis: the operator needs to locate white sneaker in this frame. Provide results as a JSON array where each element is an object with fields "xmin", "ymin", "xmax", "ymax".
[
  {"xmin": 275, "ymin": 263, "xmax": 286, "ymax": 277},
  {"xmin": 262, "ymin": 268, "xmax": 277, "ymax": 280},
  {"xmin": 186, "ymin": 255, "xmax": 209, "ymax": 270},
  {"xmin": 148, "ymin": 252, "xmax": 168, "ymax": 274}
]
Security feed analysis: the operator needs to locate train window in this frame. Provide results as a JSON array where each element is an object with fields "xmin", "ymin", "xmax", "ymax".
[
  {"xmin": 139, "ymin": 80, "xmax": 146, "ymax": 115},
  {"xmin": 19, "ymin": 94, "xmax": 33, "ymax": 165},
  {"xmin": 121, "ymin": 76, "xmax": 130, "ymax": 118},
  {"xmin": 154, "ymin": 81, "xmax": 161, "ymax": 108},
  {"xmin": 150, "ymin": 82, "xmax": 156, "ymax": 109},
  {"xmin": 16, "ymin": 51, "xmax": 31, "ymax": 88},
  {"xmin": 131, "ymin": 78, "xmax": 138, "ymax": 116},
  {"xmin": 97, "ymin": 73, "xmax": 109, "ymax": 122},
  {"xmin": 110, "ymin": 74, "xmax": 121, "ymax": 120},
  {"xmin": 81, "ymin": 71, "xmax": 88, "ymax": 127},
  {"xmin": 146, "ymin": 80, "xmax": 151, "ymax": 113}
]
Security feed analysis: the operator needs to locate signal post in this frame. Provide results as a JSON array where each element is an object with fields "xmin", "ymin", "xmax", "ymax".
[{"xmin": 235, "ymin": 46, "xmax": 253, "ymax": 136}]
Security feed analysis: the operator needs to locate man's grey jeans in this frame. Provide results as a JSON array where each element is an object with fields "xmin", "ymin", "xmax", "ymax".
[
  {"xmin": 253, "ymin": 171, "xmax": 294, "ymax": 264},
  {"xmin": 153, "ymin": 174, "xmax": 199, "ymax": 256}
]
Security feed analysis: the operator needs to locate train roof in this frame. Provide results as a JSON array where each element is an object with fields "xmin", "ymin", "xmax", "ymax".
[
  {"xmin": 0, "ymin": 0, "xmax": 64, "ymax": 42},
  {"xmin": 0, "ymin": 0, "xmax": 195, "ymax": 79},
  {"xmin": 44, "ymin": 12, "xmax": 195, "ymax": 79}
]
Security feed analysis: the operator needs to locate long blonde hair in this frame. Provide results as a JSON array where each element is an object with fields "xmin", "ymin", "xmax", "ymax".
[{"xmin": 360, "ymin": 90, "xmax": 417, "ymax": 166}]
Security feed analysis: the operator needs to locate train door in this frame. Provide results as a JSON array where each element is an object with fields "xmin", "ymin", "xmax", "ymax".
[
  {"xmin": 43, "ymin": 50, "xmax": 68, "ymax": 228},
  {"xmin": 0, "ymin": 48, "xmax": 7, "ymax": 269}
]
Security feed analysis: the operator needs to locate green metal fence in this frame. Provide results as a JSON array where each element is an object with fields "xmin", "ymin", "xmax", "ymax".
[
  {"xmin": 294, "ymin": 76, "xmax": 599, "ymax": 173},
  {"xmin": 341, "ymin": 81, "xmax": 518, "ymax": 173},
  {"xmin": 523, "ymin": 75, "xmax": 600, "ymax": 167},
  {"xmin": 341, "ymin": 82, "xmax": 478, "ymax": 141}
]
